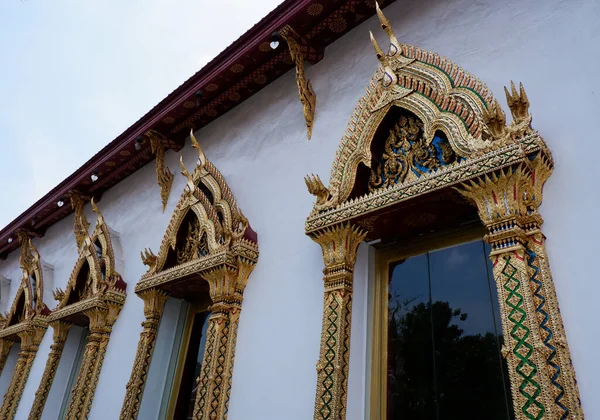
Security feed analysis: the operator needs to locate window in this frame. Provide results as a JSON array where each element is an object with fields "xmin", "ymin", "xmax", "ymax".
[
  {"xmin": 167, "ymin": 308, "xmax": 210, "ymax": 420},
  {"xmin": 373, "ymin": 234, "xmax": 512, "ymax": 420},
  {"xmin": 58, "ymin": 327, "xmax": 90, "ymax": 418}
]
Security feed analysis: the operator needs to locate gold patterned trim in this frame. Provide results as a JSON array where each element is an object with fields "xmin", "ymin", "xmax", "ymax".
[
  {"xmin": 28, "ymin": 321, "xmax": 72, "ymax": 420},
  {"xmin": 0, "ymin": 325, "xmax": 47, "ymax": 420},
  {"xmin": 29, "ymin": 200, "xmax": 126, "ymax": 419},
  {"xmin": 121, "ymin": 130, "xmax": 258, "ymax": 420},
  {"xmin": 65, "ymin": 303, "xmax": 122, "ymax": 419},
  {"xmin": 305, "ymin": 3, "xmax": 583, "ymax": 419},
  {"xmin": 311, "ymin": 224, "xmax": 366, "ymax": 420},
  {"xmin": 0, "ymin": 232, "xmax": 49, "ymax": 419},
  {"xmin": 119, "ymin": 289, "xmax": 168, "ymax": 420}
]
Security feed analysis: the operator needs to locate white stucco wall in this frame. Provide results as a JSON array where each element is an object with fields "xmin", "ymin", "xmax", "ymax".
[
  {"xmin": 0, "ymin": 0, "xmax": 599, "ymax": 418},
  {"xmin": 41, "ymin": 326, "xmax": 86, "ymax": 420}
]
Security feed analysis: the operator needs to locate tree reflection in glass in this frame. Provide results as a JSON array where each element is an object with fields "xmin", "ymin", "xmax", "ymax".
[{"xmin": 387, "ymin": 240, "xmax": 512, "ymax": 420}]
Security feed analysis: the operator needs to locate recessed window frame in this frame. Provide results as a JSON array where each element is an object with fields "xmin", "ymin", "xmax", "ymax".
[
  {"xmin": 165, "ymin": 300, "xmax": 211, "ymax": 420},
  {"xmin": 369, "ymin": 226, "xmax": 500, "ymax": 419}
]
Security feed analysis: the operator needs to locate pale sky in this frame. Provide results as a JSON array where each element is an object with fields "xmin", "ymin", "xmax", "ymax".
[{"xmin": 0, "ymin": 0, "xmax": 283, "ymax": 229}]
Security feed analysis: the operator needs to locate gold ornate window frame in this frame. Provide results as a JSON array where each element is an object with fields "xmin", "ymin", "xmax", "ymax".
[
  {"xmin": 119, "ymin": 131, "xmax": 259, "ymax": 420},
  {"xmin": 0, "ymin": 231, "xmax": 49, "ymax": 420},
  {"xmin": 304, "ymin": 4, "xmax": 583, "ymax": 419},
  {"xmin": 164, "ymin": 300, "xmax": 211, "ymax": 419},
  {"xmin": 27, "ymin": 195, "xmax": 126, "ymax": 420}
]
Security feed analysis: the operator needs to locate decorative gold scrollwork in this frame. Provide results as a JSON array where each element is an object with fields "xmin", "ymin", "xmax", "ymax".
[
  {"xmin": 122, "ymin": 130, "xmax": 258, "ymax": 420},
  {"xmin": 305, "ymin": 3, "xmax": 583, "ymax": 419},
  {"xmin": 280, "ymin": 25, "xmax": 317, "ymax": 140},
  {"xmin": 176, "ymin": 219, "xmax": 209, "ymax": 265},
  {"xmin": 147, "ymin": 130, "xmax": 175, "ymax": 212},
  {"xmin": 0, "ymin": 232, "xmax": 49, "ymax": 420},
  {"xmin": 368, "ymin": 113, "xmax": 456, "ymax": 192},
  {"xmin": 26, "ymin": 200, "xmax": 126, "ymax": 420}
]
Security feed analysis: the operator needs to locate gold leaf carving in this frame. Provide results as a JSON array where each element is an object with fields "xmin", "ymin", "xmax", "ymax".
[
  {"xmin": 280, "ymin": 25, "xmax": 317, "ymax": 140},
  {"xmin": 304, "ymin": 4, "xmax": 584, "ymax": 420},
  {"xmin": 147, "ymin": 130, "xmax": 174, "ymax": 212}
]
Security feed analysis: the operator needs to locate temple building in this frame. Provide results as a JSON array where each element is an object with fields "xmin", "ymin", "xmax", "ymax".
[{"xmin": 0, "ymin": 0, "xmax": 597, "ymax": 419}]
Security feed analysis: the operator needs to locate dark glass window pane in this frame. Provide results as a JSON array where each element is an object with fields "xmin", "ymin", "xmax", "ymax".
[
  {"xmin": 429, "ymin": 241, "xmax": 511, "ymax": 419},
  {"xmin": 388, "ymin": 254, "xmax": 436, "ymax": 420},
  {"xmin": 174, "ymin": 312, "xmax": 210, "ymax": 420},
  {"xmin": 386, "ymin": 240, "xmax": 512, "ymax": 420}
]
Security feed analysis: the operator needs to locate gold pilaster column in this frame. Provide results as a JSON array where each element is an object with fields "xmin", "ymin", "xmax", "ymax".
[
  {"xmin": 191, "ymin": 300, "xmax": 240, "ymax": 420},
  {"xmin": 525, "ymin": 227, "xmax": 584, "ymax": 418},
  {"xmin": 0, "ymin": 326, "xmax": 46, "ymax": 420},
  {"xmin": 457, "ymin": 164, "xmax": 578, "ymax": 419},
  {"xmin": 191, "ymin": 260, "xmax": 252, "ymax": 420},
  {"xmin": 0, "ymin": 339, "xmax": 14, "ymax": 376},
  {"xmin": 310, "ymin": 223, "xmax": 366, "ymax": 420},
  {"xmin": 119, "ymin": 289, "xmax": 168, "ymax": 420},
  {"xmin": 27, "ymin": 321, "xmax": 72, "ymax": 420},
  {"xmin": 519, "ymin": 155, "xmax": 584, "ymax": 419},
  {"xmin": 65, "ymin": 304, "xmax": 121, "ymax": 420}
]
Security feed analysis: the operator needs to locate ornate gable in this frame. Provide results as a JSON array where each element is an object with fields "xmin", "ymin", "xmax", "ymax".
[
  {"xmin": 306, "ymin": 3, "xmax": 536, "ymax": 219},
  {"xmin": 304, "ymin": 4, "xmax": 583, "ymax": 420},
  {"xmin": 0, "ymin": 231, "xmax": 50, "ymax": 418},
  {"xmin": 0, "ymin": 232, "xmax": 48, "ymax": 334},
  {"xmin": 49, "ymin": 196, "xmax": 126, "ymax": 325},
  {"xmin": 123, "ymin": 131, "xmax": 259, "ymax": 420},
  {"xmin": 136, "ymin": 130, "xmax": 258, "ymax": 299}
]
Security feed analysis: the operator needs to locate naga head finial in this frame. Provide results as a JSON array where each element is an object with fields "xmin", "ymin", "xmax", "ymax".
[
  {"xmin": 370, "ymin": 31, "xmax": 386, "ymax": 63},
  {"xmin": 305, "ymin": 174, "xmax": 331, "ymax": 210},
  {"xmin": 504, "ymin": 81, "xmax": 530, "ymax": 123},
  {"xmin": 370, "ymin": 3, "xmax": 401, "ymax": 89},
  {"xmin": 370, "ymin": 31, "xmax": 398, "ymax": 89},
  {"xmin": 53, "ymin": 287, "xmax": 65, "ymax": 303},
  {"xmin": 140, "ymin": 248, "xmax": 158, "ymax": 272},
  {"xmin": 179, "ymin": 155, "xmax": 196, "ymax": 195},
  {"xmin": 189, "ymin": 129, "xmax": 207, "ymax": 170},
  {"xmin": 483, "ymin": 99, "xmax": 508, "ymax": 141},
  {"xmin": 91, "ymin": 197, "xmax": 104, "ymax": 226},
  {"xmin": 375, "ymin": 2, "xmax": 400, "ymax": 57}
]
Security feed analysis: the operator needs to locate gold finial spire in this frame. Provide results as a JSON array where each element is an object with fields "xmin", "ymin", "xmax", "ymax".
[
  {"xmin": 90, "ymin": 198, "xmax": 104, "ymax": 225},
  {"xmin": 370, "ymin": 30, "xmax": 398, "ymax": 88},
  {"xmin": 369, "ymin": 31, "xmax": 386, "ymax": 63},
  {"xmin": 370, "ymin": 4, "xmax": 402, "ymax": 89},
  {"xmin": 179, "ymin": 155, "xmax": 196, "ymax": 194},
  {"xmin": 375, "ymin": 2, "xmax": 400, "ymax": 56},
  {"xmin": 189, "ymin": 129, "xmax": 207, "ymax": 169}
]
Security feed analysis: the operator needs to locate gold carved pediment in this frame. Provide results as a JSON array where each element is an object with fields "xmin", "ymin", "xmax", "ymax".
[
  {"xmin": 0, "ymin": 231, "xmax": 48, "ymax": 340},
  {"xmin": 136, "ymin": 131, "xmax": 258, "ymax": 302},
  {"xmin": 50, "ymin": 198, "xmax": 125, "ymax": 324},
  {"xmin": 305, "ymin": 3, "xmax": 537, "ymax": 221}
]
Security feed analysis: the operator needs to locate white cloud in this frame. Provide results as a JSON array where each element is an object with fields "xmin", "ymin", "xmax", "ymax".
[{"xmin": 444, "ymin": 247, "xmax": 469, "ymax": 268}]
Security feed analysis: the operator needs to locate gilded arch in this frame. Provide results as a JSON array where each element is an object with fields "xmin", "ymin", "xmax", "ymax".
[
  {"xmin": 27, "ymin": 194, "xmax": 126, "ymax": 420},
  {"xmin": 305, "ymin": 4, "xmax": 582, "ymax": 420},
  {"xmin": 0, "ymin": 232, "xmax": 49, "ymax": 420},
  {"xmin": 120, "ymin": 131, "xmax": 259, "ymax": 420}
]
